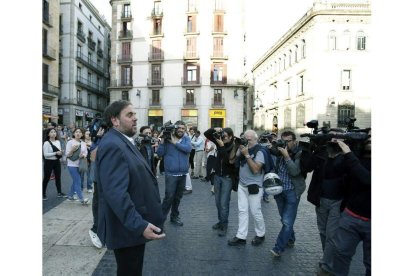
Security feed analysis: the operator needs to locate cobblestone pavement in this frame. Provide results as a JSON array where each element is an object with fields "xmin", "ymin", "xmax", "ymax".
[{"xmin": 92, "ymin": 175, "xmax": 365, "ymax": 276}]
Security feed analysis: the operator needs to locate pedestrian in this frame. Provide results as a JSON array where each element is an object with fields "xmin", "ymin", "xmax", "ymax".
[
  {"xmin": 96, "ymin": 100, "xmax": 165, "ymax": 275},
  {"xmin": 328, "ymin": 136, "xmax": 371, "ymax": 276},
  {"xmin": 157, "ymin": 120, "xmax": 192, "ymax": 226},
  {"xmin": 80, "ymin": 129, "xmax": 93, "ymax": 192},
  {"xmin": 228, "ymin": 130, "xmax": 266, "ymax": 247},
  {"xmin": 188, "ymin": 126, "xmax": 196, "ymax": 176},
  {"xmin": 204, "ymin": 127, "xmax": 237, "ymax": 237},
  {"xmin": 269, "ymin": 130, "xmax": 306, "ymax": 257},
  {"xmin": 65, "ymin": 127, "xmax": 89, "ymax": 204},
  {"xmin": 42, "ymin": 128, "xmax": 66, "ymax": 200},
  {"xmin": 191, "ymin": 130, "xmax": 205, "ymax": 179}
]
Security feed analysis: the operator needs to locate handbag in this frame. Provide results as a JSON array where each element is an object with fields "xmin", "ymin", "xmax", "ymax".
[
  {"xmin": 68, "ymin": 144, "xmax": 81, "ymax": 161},
  {"xmin": 48, "ymin": 141, "xmax": 62, "ymax": 160},
  {"xmin": 78, "ymin": 157, "xmax": 88, "ymax": 173}
]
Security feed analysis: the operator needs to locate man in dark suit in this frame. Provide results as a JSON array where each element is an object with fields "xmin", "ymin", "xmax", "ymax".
[{"xmin": 96, "ymin": 100, "xmax": 165, "ymax": 275}]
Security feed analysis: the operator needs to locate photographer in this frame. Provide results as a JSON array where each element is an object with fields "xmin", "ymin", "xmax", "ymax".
[
  {"xmin": 228, "ymin": 130, "xmax": 266, "ymax": 247},
  {"xmin": 137, "ymin": 126, "xmax": 156, "ymax": 175},
  {"xmin": 190, "ymin": 130, "xmax": 205, "ymax": 179},
  {"xmin": 328, "ymin": 133, "xmax": 371, "ymax": 276},
  {"xmin": 204, "ymin": 127, "xmax": 237, "ymax": 237},
  {"xmin": 306, "ymin": 129, "xmax": 351, "ymax": 275},
  {"xmin": 157, "ymin": 120, "xmax": 192, "ymax": 226},
  {"xmin": 269, "ymin": 131, "xmax": 306, "ymax": 257}
]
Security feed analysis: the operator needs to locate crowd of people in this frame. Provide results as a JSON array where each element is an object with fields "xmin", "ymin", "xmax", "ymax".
[{"xmin": 42, "ymin": 100, "xmax": 371, "ymax": 276}]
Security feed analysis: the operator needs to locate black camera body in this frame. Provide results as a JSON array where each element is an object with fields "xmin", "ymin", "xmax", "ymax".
[
  {"xmin": 160, "ymin": 120, "xmax": 177, "ymax": 141},
  {"xmin": 213, "ymin": 131, "xmax": 225, "ymax": 140},
  {"xmin": 90, "ymin": 118, "xmax": 108, "ymax": 142},
  {"xmin": 259, "ymin": 132, "xmax": 273, "ymax": 144},
  {"xmin": 234, "ymin": 137, "xmax": 248, "ymax": 147}
]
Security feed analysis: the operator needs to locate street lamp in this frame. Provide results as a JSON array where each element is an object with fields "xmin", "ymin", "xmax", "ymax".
[{"xmin": 253, "ymin": 93, "xmax": 263, "ymax": 111}]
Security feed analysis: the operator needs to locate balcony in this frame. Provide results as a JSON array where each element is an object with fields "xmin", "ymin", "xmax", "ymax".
[
  {"xmin": 151, "ymin": 9, "xmax": 163, "ymax": 17},
  {"xmin": 77, "ymin": 30, "xmax": 86, "ymax": 43},
  {"xmin": 149, "ymin": 99, "xmax": 161, "ymax": 108},
  {"xmin": 183, "ymin": 51, "xmax": 199, "ymax": 60},
  {"xmin": 211, "ymin": 97, "xmax": 225, "ymax": 108},
  {"xmin": 211, "ymin": 51, "xmax": 228, "ymax": 60},
  {"xmin": 117, "ymin": 54, "xmax": 133, "ymax": 64},
  {"xmin": 76, "ymin": 51, "xmax": 105, "ymax": 76},
  {"xmin": 121, "ymin": 11, "xmax": 132, "ymax": 21},
  {"xmin": 43, "ymin": 13, "xmax": 53, "ymax": 27},
  {"xmin": 110, "ymin": 79, "xmax": 133, "ymax": 88},
  {"xmin": 76, "ymin": 76, "xmax": 106, "ymax": 94},
  {"xmin": 149, "ymin": 31, "xmax": 164, "ymax": 38},
  {"xmin": 97, "ymin": 48, "xmax": 104, "ymax": 58},
  {"xmin": 147, "ymin": 78, "xmax": 164, "ymax": 88},
  {"xmin": 148, "ymin": 51, "xmax": 164, "ymax": 62},
  {"xmin": 183, "ymin": 98, "xmax": 196, "ymax": 107},
  {"xmin": 43, "ymin": 45, "xmax": 57, "ymax": 60},
  {"xmin": 210, "ymin": 79, "xmax": 227, "ymax": 86},
  {"xmin": 42, "ymin": 83, "xmax": 59, "ymax": 97},
  {"xmin": 87, "ymin": 37, "xmax": 96, "ymax": 51},
  {"xmin": 119, "ymin": 30, "xmax": 133, "ymax": 40},
  {"xmin": 181, "ymin": 77, "xmax": 201, "ymax": 87}
]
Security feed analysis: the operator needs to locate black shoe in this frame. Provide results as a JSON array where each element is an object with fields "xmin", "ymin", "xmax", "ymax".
[
  {"xmin": 191, "ymin": 176, "xmax": 199, "ymax": 179},
  {"xmin": 228, "ymin": 237, "xmax": 246, "ymax": 246},
  {"xmin": 183, "ymin": 189, "xmax": 192, "ymax": 195},
  {"xmin": 251, "ymin": 235, "xmax": 265, "ymax": 246},
  {"xmin": 43, "ymin": 195, "xmax": 48, "ymax": 201},
  {"xmin": 170, "ymin": 217, "xmax": 184, "ymax": 226},
  {"xmin": 287, "ymin": 240, "xmax": 295, "ymax": 248},
  {"xmin": 212, "ymin": 222, "xmax": 221, "ymax": 230},
  {"xmin": 218, "ymin": 225, "xmax": 227, "ymax": 237},
  {"xmin": 57, "ymin": 192, "xmax": 67, "ymax": 198}
]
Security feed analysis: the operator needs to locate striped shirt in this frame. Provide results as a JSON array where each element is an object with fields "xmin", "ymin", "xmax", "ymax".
[{"xmin": 277, "ymin": 157, "xmax": 294, "ymax": 191}]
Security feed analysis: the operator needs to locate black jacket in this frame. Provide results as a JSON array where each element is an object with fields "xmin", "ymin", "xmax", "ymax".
[{"xmin": 138, "ymin": 142, "xmax": 156, "ymax": 175}]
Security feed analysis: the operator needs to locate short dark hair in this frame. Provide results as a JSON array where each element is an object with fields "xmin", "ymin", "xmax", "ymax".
[
  {"xmin": 103, "ymin": 100, "xmax": 131, "ymax": 128},
  {"xmin": 195, "ymin": 130, "xmax": 201, "ymax": 135},
  {"xmin": 175, "ymin": 120, "xmax": 186, "ymax": 127},
  {"xmin": 281, "ymin": 130, "xmax": 296, "ymax": 141},
  {"xmin": 140, "ymin": 126, "xmax": 151, "ymax": 133}
]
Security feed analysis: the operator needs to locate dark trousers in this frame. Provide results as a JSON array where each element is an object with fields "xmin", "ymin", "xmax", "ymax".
[
  {"xmin": 154, "ymin": 157, "xmax": 160, "ymax": 174},
  {"xmin": 206, "ymin": 156, "xmax": 217, "ymax": 181},
  {"xmin": 113, "ymin": 243, "xmax": 146, "ymax": 276},
  {"xmin": 189, "ymin": 149, "xmax": 195, "ymax": 170},
  {"xmin": 42, "ymin": 159, "xmax": 62, "ymax": 196},
  {"xmin": 159, "ymin": 158, "xmax": 165, "ymax": 173},
  {"xmin": 162, "ymin": 175, "xmax": 186, "ymax": 219},
  {"xmin": 91, "ymin": 181, "xmax": 99, "ymax": 232}
]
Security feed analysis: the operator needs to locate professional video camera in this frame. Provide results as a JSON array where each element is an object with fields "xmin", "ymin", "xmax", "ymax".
[
  {"xmin": 213, "ymin": 130, "xmax": 225, "ymax": 140},
  {"xmin": 160, "ymin": 120, "xmax": 177, "ymax": 141},
  {"xmin": 89, "ymin": 114, "xmax": 108, "ymax": 141},
  {"xmin": 234, "ymin": 136, "xmax": 248, "ymax": 147},
  {"xmin": 259, "ymin": 132, "xmax": 273, "ymax": 144},
  {"xmin": 300, "ymin": 118, "xmax": 370, "ymax": 156}
]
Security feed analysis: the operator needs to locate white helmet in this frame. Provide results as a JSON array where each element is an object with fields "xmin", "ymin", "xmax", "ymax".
[{"xmin": 263, "ymin": 173, "xmax": 283, "ymax": 196}]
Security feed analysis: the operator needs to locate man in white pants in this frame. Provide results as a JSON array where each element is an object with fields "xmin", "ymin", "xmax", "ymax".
[
  {"xmin": 191, "ymin": 130, "xmax": 205, "ymax": 179},
  {"xmin": 228, "ymin": 130, "xmax": 266, "ymax": 246}
]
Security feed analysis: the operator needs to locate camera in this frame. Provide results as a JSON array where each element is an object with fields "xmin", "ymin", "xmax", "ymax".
[
  {"xmin": 234, "ymin": 137, "xmax": 248, "ymax": 146},
  {"xmin": 259, "ymin": 132, "xmax": 273, "ymax": 144},
  {"xmin": 89, "ymin": 117, "xmax": 108, "ymax": 141},
  {"xmin": 160, "ymin": 120, "xmax": 177, "ymax": 141},
  {"xmin": 213, "ymin": 130, "xmax": 225, "ymax": 140}
]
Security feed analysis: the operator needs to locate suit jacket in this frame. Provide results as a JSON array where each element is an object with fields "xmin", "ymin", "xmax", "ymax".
[{"xmin": 96, "ymin": 128, "xmax": 164, "ymax": 250}]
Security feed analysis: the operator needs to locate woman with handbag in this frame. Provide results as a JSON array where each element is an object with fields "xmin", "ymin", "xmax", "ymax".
[
  {"xmin": 42, "ymin": 128, "xmax": 66, "ymax": 200},
  {"xmin": 65, "ymin": 128, "xmax": 89, "ymax": 205}
]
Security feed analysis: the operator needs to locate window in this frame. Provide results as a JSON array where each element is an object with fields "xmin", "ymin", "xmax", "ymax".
[
  {"xmin": 186, "ymin": 64, "xmax": 198, "ymax": 81},
  {"xmin": 341, "ymin": 70, "xmax": 351, "ymax": 90},
  {"xmin": 151, "ymin": 40, "xmax": 162, "ymax": 59},
  {"xmin": 152, "ymin": 90, "xmax": 160, "ymax": 105},
  {"xmin": 153, "ymin": 2, "xmax": 162, "ymax": 15},
  {"xmin": 212, "ymin": 63, "xmax": 226, "ymax": 83},
  {"xmin": 97, "ymin": 77, "xmax": 101, "ymax": 90},
  {"xmin": 187, "ymin": 15, "xmax": 197, "ymax": 32},
  {"xmin": 154, "ymin": 19, "xmax": 162, "ymax": 35},
  {"xmin": 42, "ymin": 63, "xmax": 49, "ymax": 89},
  {"xmin": 123, "ymin": 4, "xmax": 131, "ymax": 17},
  {"xmin": 42, "ymin": 28, "xmax": 48, "ymax": 54},
  {"xmin": 88, "ymin": 94, "xmax": 92, "ymax": 107},
  {"xmin": 186, "ymin": 38, "xmax": 197, "ymax": 58},
  {"xmin": 213, "ymin": 89, "xmax": 222, "ymax": 104},
  {"xmin": 283, "ymin": 54, "xmax": 286, "ymax": 70},
  {"xmin": 296, "ymin": 104, "xmax": 305, "ymax": 128},
  {"xmin": 122, "ymin": 42, "xmax": 131, "ymax": 58},
  {"xmin": 343, "ymin": 30, "xmax": 351, "ymax": 50},
  {"xmin": 79, "ymin": 3, "xmax": 82, "ymax": 10},
  {"xmin": 286, "ymin": 81, "xmax": 291, "ymax": 99},
  {"xmin": 87, "ymin": 72, "xmax": 92, "ymax": 86},
  {"xmin": 329, "ymin": 30, "xmax": 337, "ymax": 50},
  {"xmin": 213, "ymin": 37, "xmax": 223, "ymax": 57},
  {"xmin": 97, "ymin": 40, "xmax": 101, "ymax": 49},
  {"xmin": 338, "ymin": 104, "xmax": 355, "ymax": 127},
  {"xmin": 77, "ymin": 66, "xmax": 81, "ymax": 81},
  {"xmin": 186, "ymin": 89, "xmax": 195, "ymax": 104},
  {"xmin": 294, "ymin": 45, "xmax": 298, "ymax": 63},
  {"xmin": 151, "ymin": 64, "xmax": 161, "ymax": 84},
  {"xmin": 88, "ymin": 52, "xmax": 92, "ymax": 63},
  {"xmin": 77, "ymin": 21, "xmax": 83, "ymax": 33},
  {"xmin": 43, "ymin": 0, "xmax": 49, "ymax": 22},
  {"xmin": 284, "ymin": 108, "xmax": 291, "ymax": 129},
  {"xmin": 301, "ymin": 39, "xmax": 306, "ymax": 58},
  {"xmin": 98, "ymin": 97, "xmax": 102, "ymax": 109},
  {"xmin": 278, "ymin": 57, "xmax": 282, "ymax": 72},
  {"xmin": 357, "ymin": 31, "xmax": 366, "ymax": 50},
  {"xmin": 122, "ymin": 91, "xmax": 129, "ymax": 101},
  {"xmin": 121, "ymin": 66, "xmax": 132, "ymax": 85},
  {"xmin": 289, "ymin": 50, "xmax": 292, "ymax": 66},
  {"xmin": 77, "ymin": 90, "xmax": 82, "ymax": 104},
  {"xmin": 298, "ymin": 75, "xmax": 304, "ymax": 95},
  {"xmin": 77, "ymin": 44, "xmax": 82, "ymax": 54},
  {"xmin": 214, "ymin": 14, "xmax": 224, "ymax": 32},
  {"xmin": 187, "ymin": 0, "xmax": 196, "ymax": 12},
  {"xmin": 89, "ymin": 15, "xmax": 92, "ymax": 21},
  {"xmin": 215, "ymin": 0, "xmax": 224, "ymax": 10}
]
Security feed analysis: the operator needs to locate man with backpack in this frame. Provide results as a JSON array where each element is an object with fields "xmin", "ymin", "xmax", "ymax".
[
  {"xmin": 269, "ymin": 130, "xmax": 306, "ymax": 257},
  {"xmin": 228, "ymin": 130, "xmax": 266, "ymax": 247}
]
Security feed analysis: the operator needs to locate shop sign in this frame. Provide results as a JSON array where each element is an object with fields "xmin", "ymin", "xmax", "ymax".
[
  {"xmin": 149, "ymin": 109, "xmax": 163, "ymax": 116},
  {"xmin": 209, "ymin": 109, "xmax": 226, "ymax": 118},
  {"xmin": 75, "ymin": 109, "xmax": 84, "ymax": 116},
  {"xmin": 181, "ymin": 109, "xmax": 198, "ymax": 117},
  {"xmin": 85, "ymin": 112, "xmax": 94, "ymax": 118}
]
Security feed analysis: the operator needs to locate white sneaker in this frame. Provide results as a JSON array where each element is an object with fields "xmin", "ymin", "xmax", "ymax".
[
  {"xmin": 81, "ymin": 198, "xmax": 90, "ymax": 205},
  {"xmin": 87, "ymin": 189, "xmax": 93, "ymax": 193},
  {"xmin": 89, "ymin": 229, "xmax": 103, "ymax": 249}
]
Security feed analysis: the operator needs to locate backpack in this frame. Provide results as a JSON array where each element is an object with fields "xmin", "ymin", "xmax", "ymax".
[{"xmin": 251, "ymin": 144, "xmax": 275, "ymax": 174}]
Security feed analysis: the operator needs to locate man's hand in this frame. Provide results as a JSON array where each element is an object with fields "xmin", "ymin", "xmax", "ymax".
[
  {"xmin": 170, "ymin": 134, "xmax": 178, "ymax": 144},
  {"xmin": 239, "ymin": 145, "xmax": 248, "ymax": 156},
  {"xmin": 337, "ymin": 140, "xmax": 351, "ymax": 154},
  {"xmin": 142, "ymin": 223, "xmax": 166, "ymax": 240},
  {"xmin": 278, "ymin": 147, "xmax": 290, "ymax": 159}
]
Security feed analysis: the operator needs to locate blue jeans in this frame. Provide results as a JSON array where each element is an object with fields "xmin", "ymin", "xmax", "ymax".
[
  {"xmin": 273, "ymin": 189, "xmax": 300, "ymax": 253},
  {"xmin": 330, "ymin": 211, "xmax": 371, "ymax": 276},
  {"xmin": 162, "ymin": 175, "xmax": 186, "ymax": 220},
  {"xmin": 80, "ymin": 163, "xmax": 93, "ymax": 190},
  {"xmin": 68, "ymin": 166, "xmax": 85, "ymax": 200},
  {"xmin": 213, "ymin": 175, "xmax": 233, "ymax": 225}
]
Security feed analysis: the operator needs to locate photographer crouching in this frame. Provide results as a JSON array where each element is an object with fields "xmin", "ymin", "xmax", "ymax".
[
  {"xmin": 156, "ymin": 120, "xmax": 192, "ymax": 226},
  {"xmin": 204, "ymin": 127, "xmax": 238, "ymax": 237}
]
